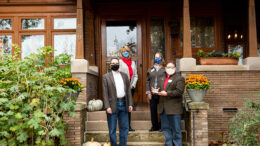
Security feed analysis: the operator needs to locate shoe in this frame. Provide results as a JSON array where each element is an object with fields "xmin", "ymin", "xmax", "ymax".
[
  {"xmin": 149, "ymin": 127, "xmax": 160, "ymax": 132},
  {"xmin": 129, "ymin": 128, "xmax": 135, "ymax": 131}
]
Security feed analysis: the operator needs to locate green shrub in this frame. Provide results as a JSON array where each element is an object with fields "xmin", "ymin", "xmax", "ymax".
[
  {"xmin": 0, "ymin": 45, "xmax": 76, "ymax": 146},
  {"xmin": 228, "ymin": 98, "xmax": 260, "ymax": 146}
]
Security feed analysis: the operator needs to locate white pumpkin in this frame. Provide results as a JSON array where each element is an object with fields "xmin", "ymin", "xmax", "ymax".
[
  {"xmin": 83, "ymin": 138, "xmax": 102, "ymax": 146},
  {"xmin": 87, "ymin": 99, "xmax": 103, "ymax": 112}
]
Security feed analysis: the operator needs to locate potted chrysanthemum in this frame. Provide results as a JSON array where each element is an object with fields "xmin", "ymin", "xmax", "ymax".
[
  {"xmin": 59, "ymin": 78, "xmax": 83, "ymax": 101},
  {"xmin": 185, "ymin": 74, "xmax": 210, "ymax": 102}
]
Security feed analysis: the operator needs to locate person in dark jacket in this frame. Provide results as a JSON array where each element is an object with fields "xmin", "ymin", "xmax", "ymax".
[
  {"xmin": 153, "ymin": 60, "xmax": 185, "ymax": 146},
  {"xmin": 146, "ymin": 52, "xmax": 165, "ymax": 131},
  {"xmin": 103, "ymin": 58, "xmax": 134, "ymax": 146}
]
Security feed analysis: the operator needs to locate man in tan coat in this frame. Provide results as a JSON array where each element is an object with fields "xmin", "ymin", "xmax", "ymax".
[
  {"xmin": 102, "ymin": 58, "xmax": 133, "ymax": 146},
  {"xmin": 153, "ymin": 61, "xmax": 185, "ymax": 146}
]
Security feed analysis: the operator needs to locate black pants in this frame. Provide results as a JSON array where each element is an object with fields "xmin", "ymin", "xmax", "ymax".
[
  {"xmin": 150, "ymin": 95, "xmax": 160, "ymax": 129},
  {"xmin": 128, "ymin": 88, "xmax": 135, "ymax": 128}
]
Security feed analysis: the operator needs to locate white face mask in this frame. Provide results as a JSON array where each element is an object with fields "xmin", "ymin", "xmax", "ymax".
[{"xmin": 166, "ymin": 68, "xmax": 175, "ymax": 75}]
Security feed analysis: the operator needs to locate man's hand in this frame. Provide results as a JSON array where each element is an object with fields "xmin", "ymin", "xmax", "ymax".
[
  {"xmin": 130, "ymin": 85, "xmax": 134, "ymax": 89},
  {"xmin": 147, "ymin": 93, "xmax": 152, "ymax": 100},
  {"xmin": 158, "ymin": 91, "xmax": 167, "ymax": 96},
  {"xmin": 106, "ymin": 108, "xmax": 112, "ymax": 114},
  {"xmin": 151, "ymin": 87, "xmax": 160, "ymax": 95},
  {"xmin": 128, "ymin": 106, "xmax": 133, "ymax": 112}
]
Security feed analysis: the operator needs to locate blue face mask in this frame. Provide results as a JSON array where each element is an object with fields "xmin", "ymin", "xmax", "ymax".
[
  {"xmin": 155, "ymin": 58, "xmax": 162, "ymax": 64},
  {"xmin": 122, "ymin": 52, "xmax": 130, "ymax": 58}
]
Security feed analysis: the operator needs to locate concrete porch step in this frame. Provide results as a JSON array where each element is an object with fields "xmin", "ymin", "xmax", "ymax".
[
  {"xmin": 86, "ymin": 120, "xmax": 185, "ymax": 131},
  {"xmin": 86, "ymin": 120, "xmax": 152, "ymax": 131},
  {"xmin": 85, "ymin": 130, "xmax": 188, "ymax": 143},
  {"xmin": 87, "ymin": 111, "xmax": 151, "ymax": 121},
  {"xmin": 99, "ymin": 142, "xmax": 190, "ymax": 146}
]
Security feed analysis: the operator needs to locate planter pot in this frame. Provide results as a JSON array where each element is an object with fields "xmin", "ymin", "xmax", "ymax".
[
  {"xmin": 187, "ymin": 89, "xmax": 207, "ymax": 102},
  {"xmin": 200, "ymin": 57, "xmax": 238, "ymax": 65},
  {"xmin": 64, "ymin": 92, "xmax": 80, "ymax": 102}
]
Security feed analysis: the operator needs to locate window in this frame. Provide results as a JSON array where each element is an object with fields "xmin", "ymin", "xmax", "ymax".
[
  {"xmin": 0, "ymin": 19, "xmax": 12, "ymax": 30},
  {"xmin": 54, "ymin": 34, "xmax": 76, "ymax": 59},
  {"xmin": 54, "ymin": 18, "xmax": 76, "ymax": 29},
  {"xmin": 0, "ymin": 35, "xmax": 12, "ymax": 55},
  {"xmin": 52, "ymin": 17, "xmax": 77, "ymax": 60},
  {"xmin": 150, "ymin": 18, "xmax": 166, "ymax": 64},
  {"xmin": 181, "ymin": 17, "xmax": 215, "ymax": 48},
  {"xmin": 21, "ymin": 35, "xmax": 45, "ymax": 59},
  {"xmin": 0, "ymin": 16, "xmax": 76, "ymax": 59},
  {"xmin": 22, "ymin": 18, "xmax": 45, "ymax": 30}
]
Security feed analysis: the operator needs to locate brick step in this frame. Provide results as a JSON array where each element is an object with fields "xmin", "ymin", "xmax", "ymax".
[
  {"xmin": 87, "ymin": 111, "xmax": 150, "ymax": 121},
  {"xmin": 86, "ymin": 120, "xmax": 185, "ymax": 131},
  {"xmin": 85, "ymin": 130, "xmax": 188, "ymax": 143}
]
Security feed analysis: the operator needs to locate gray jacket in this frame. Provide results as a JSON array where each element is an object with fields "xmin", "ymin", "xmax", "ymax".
[
  {"xmin": 146, "ymin": 67, "xmax": 165, "ymax": 94},
  {"xmin": 119, "ymin": 59, "xmax": 138, "ymax": 88},
  {"xmin": 102, "ymin": 72, "xmax": 133, "ymax": 113}
]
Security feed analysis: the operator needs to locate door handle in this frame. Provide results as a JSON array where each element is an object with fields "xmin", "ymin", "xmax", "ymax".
[{"xmin": 140, "ymin": 64, "xmax": 142, "ymax": 67}]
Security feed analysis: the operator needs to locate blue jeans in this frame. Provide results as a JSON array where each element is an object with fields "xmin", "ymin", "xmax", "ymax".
[
  {"xmin": 160, "ymin": 111, "xmax": 182, "ymax": 146},
  {"xmin": 107, "ymin": 100, "xmax": 129, "ymax": 146}
]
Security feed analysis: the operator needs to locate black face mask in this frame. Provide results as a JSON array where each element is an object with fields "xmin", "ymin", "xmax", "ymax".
[{"xmin": 111, "ymin": 64, "xmax": 119, "ymax": 71}]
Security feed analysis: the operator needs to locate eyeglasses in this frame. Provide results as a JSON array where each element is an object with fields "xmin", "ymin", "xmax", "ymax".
[
  {"xmin": 166, "ymin": 67, "xmax": 175, "ymax": 69},
  {"xmin": 111, "ymin": 63, "xmax": 119, "ymax": 65}
]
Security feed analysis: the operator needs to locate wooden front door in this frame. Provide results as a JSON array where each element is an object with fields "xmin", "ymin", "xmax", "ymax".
[{"xmin": 101, "ymin": 18, "xmax": 145, "ymax": 103}]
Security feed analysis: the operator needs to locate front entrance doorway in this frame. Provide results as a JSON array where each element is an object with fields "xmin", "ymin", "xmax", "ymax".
[
  {"xmin": 101, "ymin": 19, "xmax": 145, "ymax": 103},
  {"xmin": 95, "ymin": 1, "xmax": 173, "ymax": 104}
]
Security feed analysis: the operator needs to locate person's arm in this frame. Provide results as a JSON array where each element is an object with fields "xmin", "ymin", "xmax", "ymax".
[
  {"xmin": 167, "ymin": 77, "xmax": 185, "ymax": 97},
  {"xmin": 102, "ymin": 75, "xmax": 111, "ymax": 110},
  {"xmin": 126, "ymin": 76, "xmax": 133, "ymax": 106},
  {"xmin": 146, "ymin": 70, "xmax": 151, "ymax": 94},
  {"xmin": 131, "ymin": 61, "xmax": 138, "ymax": 88}
]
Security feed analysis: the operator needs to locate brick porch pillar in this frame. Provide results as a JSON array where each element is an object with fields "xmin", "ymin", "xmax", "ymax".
[
  {"xmin": 186, "ymin": 102, "xmax": 209, "ymax": 146},
  {"xmin": 64, "ymin": 103, "xmax": 86, "ymax": 146}
]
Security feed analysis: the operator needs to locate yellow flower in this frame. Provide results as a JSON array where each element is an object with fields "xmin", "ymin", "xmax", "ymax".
[{"xmin": 64, "ymin": 82, "xmax": 67, "ymax": 84}]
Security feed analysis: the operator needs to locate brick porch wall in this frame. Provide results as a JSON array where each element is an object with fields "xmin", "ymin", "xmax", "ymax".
[{"xmin": 181, "ymin": 71, "xmax": 260, "ymax": 142}]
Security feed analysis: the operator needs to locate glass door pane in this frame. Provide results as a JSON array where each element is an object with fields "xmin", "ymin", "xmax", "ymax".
[
  {"xmin": 150, "ymin": 18, "xmax": 166, "ymax": 64},
  {"xmin": 106, "ymin": 21, "xmax": 137, "ymax": 58}
]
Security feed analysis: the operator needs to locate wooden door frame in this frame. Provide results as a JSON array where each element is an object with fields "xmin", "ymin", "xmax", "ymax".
[{"xmin": 100, "ymin": 16, "xmax": 145, "ymax": 103}]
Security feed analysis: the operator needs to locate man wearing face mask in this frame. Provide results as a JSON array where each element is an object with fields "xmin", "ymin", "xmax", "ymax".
[
  {"xmin": 102, "ymin": 58, "xmax": 134, "ymax": 146},
  {"xmin": 152, "ymin": 61, "xmax": 185, "ymax": 146},
  {"xmin": 146, "ymin": 52, "xmax": 165, "ymax": 132}
]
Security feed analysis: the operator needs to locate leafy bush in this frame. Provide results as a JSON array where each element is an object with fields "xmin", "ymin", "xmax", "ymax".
[
  {"xmin": 0, "ymin": 45, "xmax": 76, "ymax": 146},
  {"xmin": 228, "ymin": 98, "xmax": 260, "ymax": 145},
  {"xmin": 54, "ymin": 53, "xmax": 72, "ymax": 65}
]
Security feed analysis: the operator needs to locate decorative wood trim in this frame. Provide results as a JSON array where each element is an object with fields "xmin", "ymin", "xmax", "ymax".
[
  {"xmin": 183, "ymin": 0, "xmax": 192, "ymax": 57},
  {"xmin": 76, "ymin": 0, "xmax": 84, "ymax": 59},
  {"xmin": 0, "ymin": 6, "xmax": 76, "ymax": 13},
  {"xmin": 248, "ymin": 0, "xmax": 258, "ymax": 57}
]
